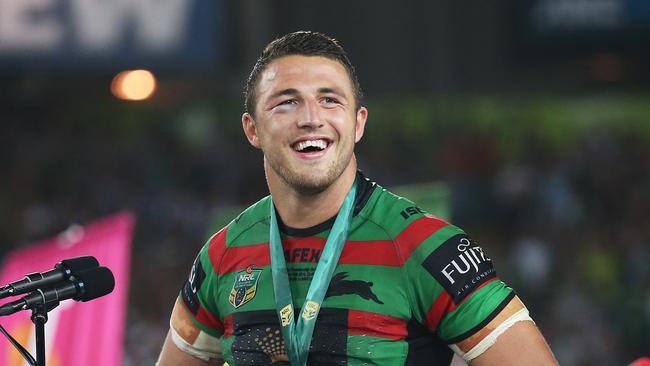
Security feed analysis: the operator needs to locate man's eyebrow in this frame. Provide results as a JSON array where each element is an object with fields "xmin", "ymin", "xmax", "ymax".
[
  {"xmin": 267, "ymin": 88, "xmax": 299, "ymax": 100},
  {"xmin": 318, "ymin": 87, "xmax": 347, "ymax": 97},
  {"xmin": 265, "ymin": 87, "xmax": 348, "ymax": 104}
]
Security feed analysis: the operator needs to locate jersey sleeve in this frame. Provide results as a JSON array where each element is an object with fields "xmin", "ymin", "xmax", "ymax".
[
  {"xmin": 179, "ymin": 227, "xmax": 228, "ymax": 338},
  {"xmin": 399, "ymin": 220, "xmax": 514, "ymax": 344}
]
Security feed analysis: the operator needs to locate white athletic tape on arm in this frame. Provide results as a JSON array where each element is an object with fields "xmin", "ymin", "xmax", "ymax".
[
  {"xmin": 170, "ymin": 324, "xmax": 222, "ymax": 362},
  {"xmin": 450, "ymin": 307, "xmax": 534, "ymax": 363}
]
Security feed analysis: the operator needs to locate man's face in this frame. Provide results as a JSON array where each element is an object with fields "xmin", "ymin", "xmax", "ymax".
[{"xmin": 242, "ymin": 55, "xmax": 367, "ymax": 194}]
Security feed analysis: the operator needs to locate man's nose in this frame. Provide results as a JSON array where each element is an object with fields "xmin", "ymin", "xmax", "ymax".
[{"xmin": 297, "ymin": 99, "xmax": 323, "ymax": 128}]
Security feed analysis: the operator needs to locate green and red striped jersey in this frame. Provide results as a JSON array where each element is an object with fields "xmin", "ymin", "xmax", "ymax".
[{"xmin": 180, "ymin": 174, "xmax": 514, "ymax": 365}]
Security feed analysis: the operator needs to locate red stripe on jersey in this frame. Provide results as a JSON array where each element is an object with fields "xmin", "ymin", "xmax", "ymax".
[
  {"xmin": 208, "ymin": 227, "xmax": 228, "ymax": 273},
  {"xmin": 216, "ymin": 237, "xmax": 403, "ymax": 274},
  {"xmin": 424, "ymin": 291, "xmax": 455, "ymax": 331},
  {"xmin": 283, "ymin": 237, "xmax": 399, "ymax": 266},
  {"xmin": 340, "ymin": 240, "xmax": 400, "ymax": 266},
  {"xmin": 285, "ymin": 237, "xmax": 326, "ymax": 246},
  {"xmin": 217, "ymin": 242, "xmax": 270, "ymax": 275},
  {"xmin": 223, "ymin": 314, "xmax": 234, "ymax": 339},
  {"xmin": 395, "ymin": 216, "xmax": 449, "ymax": 265},
  {"xmin": 195, "ymin": 304, "xmax": 224, "ymax": 333},
  {"xmin": 283, "ymin": 237, "xmax": 326, "ymax": 252},
  {"xmin": 424, "ymin": 277, "xmax": 500, "ymax": 331},
  {"xmin": 180, "ymin": 295, "xmax": 224, "ymax": 333},
  {"xmin": 348, "ymin": 309, "xmax": 408, "ymax": 340},
  {"xmin": 216, "ymin": 238, "xmax": 326, "ymax": 275}
]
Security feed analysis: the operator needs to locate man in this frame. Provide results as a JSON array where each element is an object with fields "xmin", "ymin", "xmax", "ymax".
[{"xmin": 157, "ymin": 31, "xmax": 558, "ymax": 365}]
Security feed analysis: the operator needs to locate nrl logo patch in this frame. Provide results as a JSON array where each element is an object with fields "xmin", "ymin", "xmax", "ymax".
[
  {"xmin": 280, "ymin": 304, "xmax": 293, "ymax": 326},
  {"xmin": 229, "ymin": 266, "xmax": 262, "ymax": 308},
  {"xmin": 301, "ymin": 300, "xmax": 319, "ymax": 321}
]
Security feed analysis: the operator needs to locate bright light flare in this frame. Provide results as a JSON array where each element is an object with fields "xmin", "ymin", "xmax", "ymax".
[{"xmin": 111, "ymin": 69, "xmax": 157, "ymax": 101}]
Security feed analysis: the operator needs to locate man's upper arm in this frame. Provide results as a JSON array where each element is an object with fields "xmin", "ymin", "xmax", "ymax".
[
  {"xmin": 157, "ymin": 297, "xmax": 224, "ymax": 366},
  {"xmin": 157, "ymin": 329, "xmax": 222, "ymax": 366},
  {"xmin": 467, "ymin": 314, "xmax": 558, "ymax": 365},
  {"xmin": 158, "ymin": 232, "xmax": 227, "ymax": 366},
  {"xmin": 451, "ymin": 296, "xmax": 558, "ymax": 365},
  {"xmin": 399, "ymin": 219, "xmax": 557, "ymax": 364}
]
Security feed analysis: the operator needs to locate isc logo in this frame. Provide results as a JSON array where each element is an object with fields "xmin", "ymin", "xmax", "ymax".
[{"xmin": 400, "ymin": 206, "xmax": 424, "ymax": 219}]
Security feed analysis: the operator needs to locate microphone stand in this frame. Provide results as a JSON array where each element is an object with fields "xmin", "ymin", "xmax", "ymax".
[
  {"xmin": 31, "ymin": 302, "xmax": 57, "ymax": 366},
  {"xmin": 0, "ymin": 300, "xmax": 59, "ymax": 366}
]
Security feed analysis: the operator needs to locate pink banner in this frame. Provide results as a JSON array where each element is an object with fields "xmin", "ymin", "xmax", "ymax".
[{"xmin": 0, "ymin": 212, "xmax": 134, "ymax": 366}]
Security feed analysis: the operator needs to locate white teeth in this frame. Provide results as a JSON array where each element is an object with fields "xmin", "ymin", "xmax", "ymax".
[{"xmin": 294, "ymin": 139, "xmax": 327, "ymax": 151}]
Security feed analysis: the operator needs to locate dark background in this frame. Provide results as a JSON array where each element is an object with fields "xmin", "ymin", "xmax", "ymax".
[{"xmin": 1, "ymin": 1, "xmax": 649, "ymax": 364}]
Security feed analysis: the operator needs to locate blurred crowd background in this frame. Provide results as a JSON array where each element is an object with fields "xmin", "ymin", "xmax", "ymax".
[{"xmin": 1, "ymin": 1, "xmax": 649, "ymax": 365}]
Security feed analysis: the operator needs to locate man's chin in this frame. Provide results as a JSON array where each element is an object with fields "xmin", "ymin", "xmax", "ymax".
[
  {"xmin": 286, "ymin": 174, "xmax": 334, "ymax": 196},
  {"xmin": 267, "ymin": 157, "xmax": 351, "ymax": 195}
]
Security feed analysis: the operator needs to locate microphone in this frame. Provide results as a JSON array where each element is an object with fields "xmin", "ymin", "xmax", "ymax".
[
  {"xmin": 0, "ymin": 256, "xmax": 99, "ymax": 299},
  {"xmin": 0, "ymin": 266, "xmax": 115, "ymax": 316}
]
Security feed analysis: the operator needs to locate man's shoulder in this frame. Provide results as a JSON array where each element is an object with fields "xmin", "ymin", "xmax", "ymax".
[
  {"xmin": 363, "ymin": 186, "xmax": 451, "ymax": 239},
  {"xmin": 229, "ymin": 195, "xmax": 271, "ymax": 233},
  {"xmin": 205, "ymin": 196, "xmax": 271, "ymax": 251}
]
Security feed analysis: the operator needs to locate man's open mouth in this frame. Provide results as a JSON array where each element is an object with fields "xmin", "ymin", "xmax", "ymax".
[{"xmin": 292, "ymin": 139, "xmax": 330, "ymax": 153}]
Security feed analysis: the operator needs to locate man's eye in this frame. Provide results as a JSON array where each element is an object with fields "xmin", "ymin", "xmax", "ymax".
[
  {"xmin": 278, "ymin": 99, "xmax": 296, "ymax": 106},
  {"xmin": 322, "ymin": 97, "xmax": 339, "ymax": 104}
]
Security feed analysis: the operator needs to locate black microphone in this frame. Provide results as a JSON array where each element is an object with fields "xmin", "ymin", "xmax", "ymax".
[
  {"xmin": 0, "ymin": 266, "xmax": 115, "ymax": 316},
  {"xmin": 0, "ymin": 256, "xmax": 99, "ymax": 299}
]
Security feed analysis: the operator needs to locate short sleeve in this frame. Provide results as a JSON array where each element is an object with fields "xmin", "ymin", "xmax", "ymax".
[
  {"xmin": 401, "ymin": 223, "xmax": 514, "ymax": 343},
  {"xmin": 179, "ymin": 229, "xmax": 227, "ymax": 338}
]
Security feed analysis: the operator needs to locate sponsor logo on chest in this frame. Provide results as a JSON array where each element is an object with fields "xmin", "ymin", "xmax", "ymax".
[{"xmin": 284, "ymin": 247, "xmax": 321, "ymax": 263}]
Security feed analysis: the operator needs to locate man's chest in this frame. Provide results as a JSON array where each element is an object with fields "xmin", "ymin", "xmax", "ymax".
[{"xmin": 214, "ymin": 262, "xmax": 415, "ymax": 365}]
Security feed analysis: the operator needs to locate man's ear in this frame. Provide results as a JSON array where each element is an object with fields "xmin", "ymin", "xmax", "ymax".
[
  {"xmin": 242, "ymin": 113, "xmax": 262, "ymax": 149},
  {"xmin": 354, "ymin": 106, "xmax": 368, "ymax": 143}
]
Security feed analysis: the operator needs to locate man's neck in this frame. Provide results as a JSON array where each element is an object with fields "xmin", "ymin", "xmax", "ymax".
[{"xmin": 266, "ymin": 160, "xmax": 357, "ymax": 229}]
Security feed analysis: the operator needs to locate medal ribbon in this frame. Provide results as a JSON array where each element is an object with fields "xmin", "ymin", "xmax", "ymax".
[{"xmin": 269, "ymin": 181, "xmax": 357, "ymax": 366}]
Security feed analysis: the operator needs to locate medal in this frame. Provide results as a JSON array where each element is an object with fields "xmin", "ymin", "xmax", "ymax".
[{"xmin": 269, "ymin": 181, "xmax": 357, "ymax": 365}]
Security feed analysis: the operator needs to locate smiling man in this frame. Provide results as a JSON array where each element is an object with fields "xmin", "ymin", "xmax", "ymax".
[{"xmin": 157, "ymin": 31, "xmax": 558, "ymax": 366}]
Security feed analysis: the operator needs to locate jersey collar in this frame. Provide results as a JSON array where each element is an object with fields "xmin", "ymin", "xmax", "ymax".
[{"xmin": 276, "ymin": 170, "xmax": 376, "ymax": 238}]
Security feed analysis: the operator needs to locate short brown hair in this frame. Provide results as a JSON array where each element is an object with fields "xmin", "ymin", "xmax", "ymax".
[{"xmin": 244, "ymin": 31, "xmax": 363, "ymax": 116}]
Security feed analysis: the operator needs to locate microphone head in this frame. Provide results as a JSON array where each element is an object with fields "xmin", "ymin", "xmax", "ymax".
[
  {"xmin": 71, "ymin": 267, "xmax": 115, "ymax": 302},
  {"xmin": 57, "ymin": 256, "xmax": 100, "ymax": 274}
]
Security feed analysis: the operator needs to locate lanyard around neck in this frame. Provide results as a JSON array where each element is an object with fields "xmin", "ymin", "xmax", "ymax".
[{"xmin": 268, "ymin": 181, "xmax": 357, "ymax": 366}]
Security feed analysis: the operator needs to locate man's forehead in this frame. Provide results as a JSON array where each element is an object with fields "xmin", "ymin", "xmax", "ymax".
[{"xmin": 257, "ymin": 55, "xmax": 352, "ymax": 95}]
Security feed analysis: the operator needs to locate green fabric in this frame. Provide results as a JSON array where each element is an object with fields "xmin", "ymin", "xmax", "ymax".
[{"xmin": 182, "ymin": 178, "xmax": 514, "ymax": 365}]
